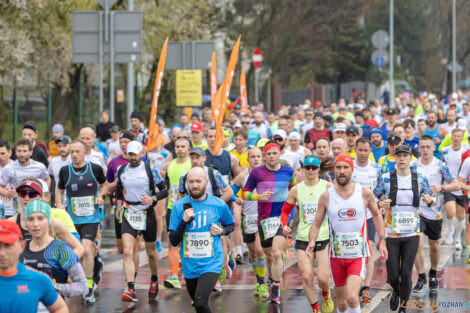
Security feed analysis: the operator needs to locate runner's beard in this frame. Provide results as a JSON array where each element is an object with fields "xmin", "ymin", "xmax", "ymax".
[
  {"xmin": 189, "ymin": 187, "xmax": 205, "ymax": 199},
  {"xmin": 336, "ymin": 174, "xmax": 351, "ymax": 186}
]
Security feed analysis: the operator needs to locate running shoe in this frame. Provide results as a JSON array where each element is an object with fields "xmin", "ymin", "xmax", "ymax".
[
  {"xmin": 259, "ymin": 283, "xmax": 269, "ymax": 301},
  {"xmin": 93, "ymin": 254, "xmax": 104, "ymax": 286},
  {"xmin": 398, "ymin": 307, "xmax": 407, "ymax": 313},
  {"xmin": 270, "ymin": 287, "xmax": 281, "ymax": 304},
  {"xmin": 466, "ymin": 257, "xmax": 470, "ymax": 264},
  {"xmin": 83, "ymin": 288, "xmax": 96, "ymax": 303},
  {"xmin": 219, "ymin": 266, "xmax": 227, "ymax": 282},
  {"xmin": 389, "ymin": 290, "xmax": 400, "ymax": 311},
  {"xmin": 253, "ymin": 283, "xmax": 260, "ymax": 297},
  {"xmin": 235, "ymin": 254, "xmax": 244, "ymax": 265},
  {"xmin": 224, "ymin": 261, "xmax": 233, "ymax": 280},
  {"xmin": 155, "ymin": 240, "xmax": 163, "ymax": 253},
  {"xmin": 121, "ymin": 289, "xmax": 137, "ymax": 302},
  {"xmin": 228, "ymin": 252, "xmax": 236, "ymax": 273},
  {"xmin": 360, "ymin": 286, "xmax": 371, "ymax": 303},
  {"xmin": 429, "ymin": 276, "xmax": 439, "ymax": 291},
  {"xmin": 412, "ymin": 277, "xmax": 426, "ymax": 293},
  {"xmin": 148, "ymin": 282, "xmax": 159, "ymax": 301},
  {"xmin": 444, "ymin": 229, "xmax": 454, "ymax": 245},
  {"xmin": 213, "ymin": 280, "xmax": 222, "ymax": 293},
  {"xmin": 164, "ymin": 274, "xmax": 182, "ymax": 289},
  {"xmin": 321, "ymin": 290, "xmax": 334, "ymax": 313}
]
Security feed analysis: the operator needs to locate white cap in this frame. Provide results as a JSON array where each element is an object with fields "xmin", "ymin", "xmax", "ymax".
[
  {"xmin": 451, "ymin": 92, "xmax": 458, "ymax": 100},
  {"xmin": 127, "ymin": 141, "xmax": 143, "ymax": 155},
  {"xmin": 38, "ymin": 179, "xmax": 49, "ymax": 193},
  {"xmin": 334, "ymin": 123, "xmax": 347, "ymax": 132},
  {"xmin": 302, "ymin": 104, "xmax": 310, "ymax": 110},
  {"xmin": 288, "ymin": 131, "xmax": 301, "ymax": 140},
  {"xmin": 273, "ymin": 129, "xmax": 287, "ymax": 139},
  {"xmin": 457, "ymin": 118, "xmax": 467, "ymax": 130},
  {"xmin": 234, "ymin": 120, "xmax": 242, "ymax": 128}
]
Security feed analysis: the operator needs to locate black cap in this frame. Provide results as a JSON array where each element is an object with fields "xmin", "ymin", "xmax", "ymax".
[
  {"xmin": 189, "ymin": 147, "xmax": 205, "ymax": 156},
  {"xmin": 395, "ymin": 145, "xmax": 412, "ymax": 155},
  {"xmin": 387, "ymin": 134, "xmax": 401, "ymax": 144},
  {"xmin": 323, "ymin": 115, "xmax": 334, "ymax": 124},
  {"xmin": 110, "ymin": 125, "xmax": 120, "ymax": 132},
  {"xmin": 346, "ymin": 125, "xmax": 359, "ymax": 135},
  {"xmin": 313, "ymin": 112, "xmax": 323, "ymax": 119},
  {"xmin": 386, "ymin": 107, "xmax": 399, "ymax": 115},
  {"xmin": 119, "ymin": 131, "xmax": 136, "ymax": 141},
  {"xmin": 56, "ymin": 135, "xmax": 71, "ymax": 145}
]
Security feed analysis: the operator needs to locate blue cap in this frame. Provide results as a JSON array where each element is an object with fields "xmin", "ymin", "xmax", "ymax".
[
  {"xmin": 304, "ymin": 155, "xmax": 320, "ymax": 166},
  {"xmin": 368, "ymin": 127, "xmax": 382, "ymax": 139}
]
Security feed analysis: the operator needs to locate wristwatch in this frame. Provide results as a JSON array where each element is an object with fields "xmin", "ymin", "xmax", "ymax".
[{"xmin": 441, "ymin": 184, "xmax": 445, "ymax": 192}]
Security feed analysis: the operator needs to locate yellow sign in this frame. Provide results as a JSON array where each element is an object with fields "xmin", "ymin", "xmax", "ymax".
[{"xmin": 176, "ymin": 70, "xmax": 202, "ymax": 107}]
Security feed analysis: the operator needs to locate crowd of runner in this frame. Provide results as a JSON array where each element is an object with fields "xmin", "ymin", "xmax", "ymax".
[{"xmin": 1, "ymin": 90, "xmax": 470, "ymax": 313}]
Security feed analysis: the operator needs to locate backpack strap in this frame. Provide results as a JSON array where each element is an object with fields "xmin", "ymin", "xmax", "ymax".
[
  {"xmin": 116, "ymin": 163, "xmax": 128, "ymax": 200},
  {"xmin": 411, "ymin": 170, "xmax": 419, "ymax": 207},
  {"xmin": 389, "ymin": 170, "xmax": 398, "ymax": 207},
  {"xmin": 207, "ymin": 167, "xmax": 220, "ymax": 197}
]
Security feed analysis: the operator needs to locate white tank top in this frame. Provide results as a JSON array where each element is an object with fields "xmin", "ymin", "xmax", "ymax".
[{"xmin": 327, "ymin": 184, "xmax": 370, "ymax": 258}]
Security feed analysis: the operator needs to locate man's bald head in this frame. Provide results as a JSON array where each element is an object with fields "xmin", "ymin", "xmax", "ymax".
[
  {"xmin": 331, "ymin": 138, "xmax": 347, "ymax": 158},
  {"xmin": 79, "ymin": 127, "xmax": 96, "ymax": 151},
  {"xmin": 187, "ymin": 167, "xmax": 207, "ymax": 199}
]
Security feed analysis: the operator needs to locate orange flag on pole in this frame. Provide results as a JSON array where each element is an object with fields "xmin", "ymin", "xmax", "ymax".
[
  {"xmin": 240, "ymin": 67, "xmax": 248, "ymax": 114},
  {"xmin": 210, "ymin": 51, "xmax": 218, "ymax": 123},
  {"xmin": 147, "ymin": 37, "xmax": 168, "ymax": 152},
  {"xmin": 213, "ymin": 35, "xmax": 241, "ymax": 155}
]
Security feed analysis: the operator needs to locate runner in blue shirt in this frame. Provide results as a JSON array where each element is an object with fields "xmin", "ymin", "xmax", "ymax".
[
  {"xmin": 169, "ymin": 167, "xmax": 234, "ymax": 313},
  {"xmin": 0, "ymin": 219, "xmax": 68, "ymax": 313}
]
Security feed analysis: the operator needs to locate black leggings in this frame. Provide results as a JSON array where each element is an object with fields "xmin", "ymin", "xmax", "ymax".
[
  {"xmin": 185, "ymin": 272, "xmax": 219, "ymax": 313},
  {"xmin": 386, "ymin": 236, "xmax": 419, "ymax": 304}
]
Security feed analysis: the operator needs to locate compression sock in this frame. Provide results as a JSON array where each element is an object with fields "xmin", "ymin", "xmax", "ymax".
[
  {"xmin": 447, "ymin": 217, "xmax": 456, "ymax": 233},
  {"xmin": 455, "ymin": 218, "xmax": 465, "ymax": 240},
  {"xmin": 249, "ymin": 257, "xmax": 257, "ymax": 275},
  {"xmin": 127, "ymin": 282, "xmax": 135, "ymax": 290},
  {"xmin": 168, "ymin": 249, "xmax": 180, "ymax": 276},
  {"xmin": 272, "ymin": 280, "xmax": 280, "ymax": 289},
  {"xmin": 235, "ymin": 245, "xmax": 243, "ymax": 257},
  {"xmin": 151, "ymin": 274, "xmax": 158, "ymax": 282},
  {"xmin": 257, "ymin": 256, "xmax": 266, "ymax": 283},
  {"xmin": 321, "ymin": 289, "xmax": 329, "ymax": 298},
  {"xmin": 87, "ymin": 277, "xmax": 93, "ymax": 289},
  {"xmin": 311, "ymin": 302, "xmax": 320, "ymax": 311}
]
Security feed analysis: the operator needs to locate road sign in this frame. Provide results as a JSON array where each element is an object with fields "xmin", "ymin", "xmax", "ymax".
[
  {"xmin": 371, "ymin": 49, "xmax": 389, "ymax": 67},
  {"xmin": 252, "ymin": 48, "xmax": 263, "ymax": 68},
  {"xmin": 371, "ymin": 30, "xmax": 389, "ymax": 48},
  {"xmin": 176, "ymin": 70, "xmax": 202, "ymax": 107},
  {"xmin": 97, "ymin": 0, "xmax": 117, "ymax": 9},
  {"xmin": 165, "ymin": 42, "xmax": 215, "ymax": 70},
  {"xmin": 447, "ymin": 61, "xmax": 463, "ymax": 72},
  {"xmin": 72, "ymin": 11, "xmax": 142, "ymax": 63}
]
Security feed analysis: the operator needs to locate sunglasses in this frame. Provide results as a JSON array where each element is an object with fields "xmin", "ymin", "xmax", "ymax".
[
  {"xmin": 304, "ymin": 165, "xmax": 319, "ymax": 171},
  {"xmin": 177, "ymin": 136, "xmax": 190, "ymax": 140},
  {"xmin": 273, "ymin": 137, "xmax": 284, "ymax": 142},
  {"xmin": 18, "ymin": 190, "xmax": 40, "ymax": 198},
  {"xmin": 241, "ymin": 122, "xmax": 250, "ymax": 125}
]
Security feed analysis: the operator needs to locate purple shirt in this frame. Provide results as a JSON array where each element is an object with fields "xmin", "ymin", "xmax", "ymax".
[{"xmin": 106, "ymin": 156, "xmax": 128, "ymax": 182}]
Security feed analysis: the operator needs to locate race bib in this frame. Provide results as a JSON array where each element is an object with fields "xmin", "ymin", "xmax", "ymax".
[
  {"xmin": 37, "ymin": 302, "xmax": 49, "ymax": 313},
  {"xmin": 183, "ymin": 232, "xmax": 214, "ymax": 258},
  {"xmin": 242, "ymin": 214, "xmax": 258, "ymax": 234},
  {"xmin": 302, "ymin": 202, "xmax": 318, "ymax": 224},
  {"xmin": 125, "ymin": 209, "xmax": 147, "ymax": 230},
  {"xmin": 71, "ymin": 196, "xmax": 95, "ymax": 216},
  {"xmin": 260, "ymin": 217, "xmax": 281, "ymax": 239},
  {"xmin": 170, "ymin": 184, "xmax": 179, "ymax": 203},
  {"xmin": 1, "ymin": 196, "xmax": 15, "ymax": 215},
  {"xmin": 333, "ymin": 231, "xmax": 364, "ymax": 258},
  {"xmin": 391, "ymin": 211, "xmax": 419, "ymax": 234}
]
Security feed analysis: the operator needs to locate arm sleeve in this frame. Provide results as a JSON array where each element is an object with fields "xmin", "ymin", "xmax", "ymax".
[
  {"xmin": 155, "ymin": 181, "xmax": 168, "ymax": 200},
  {"xmin": 440, "ymin": 163, "xmax": 454, "ymax": 182},
  {"xmin": 220, "ymin": 201, "xmax": 235, "ymax": 226},
  {"xmin": 169, "ymin": 219, "xmax": 188, "ymax": 246},
  {"xmin": 116, "ymin": 168, "xmax": 124, "ymax": 200},
  {"xmin": 231, "ymin": 184, "xmax": 241, "ymax": 195},
  {"xmin": 213, "ymin": 170, "xmax": 228, "ymax": 189},
  {"xmin": 419, "ymin": 176, "xmax": 433, "ymax": 196},
  {"xmin": 373, "ymin": 173, "xmax": 385, "ymax": 199},
  {"xmin": 56, "ymin": 263, "xmax": 88, "ymax": 298},
  {"xmin": 106, "ymin": 161, "xmax": 115, "ymax": 182},
  {"xmin": 178, "ymin": 175, "xmax": 186, "ymax": 194},
  {"xmin": 280, "ymin": 201, "xmax": 295, "ymax": 226},
  {"xmin": 222, "ymin": 223, "xmax": 235, "ymax": 236}
]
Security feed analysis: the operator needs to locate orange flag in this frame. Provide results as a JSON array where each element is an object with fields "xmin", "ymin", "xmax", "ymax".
[
  {"xmin": 240, "ymin": 67, "xmax": 248, "ymax": 114},
  {"xmin": 147, "ymin": 37, "xmax": 168, "ymax": 152},
  {"xmin": 213, "ymin": 35, "xmax": 241, "ymax": 155},
  {"xmin": 210, "ymin": 51, "xmax": 218, "ymax": 123}
]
